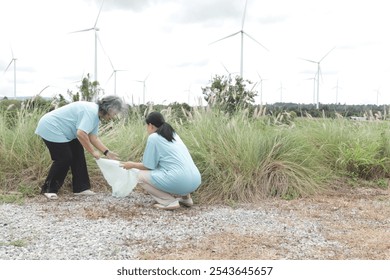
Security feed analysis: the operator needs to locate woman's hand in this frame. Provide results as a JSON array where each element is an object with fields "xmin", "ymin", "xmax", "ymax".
[
  {"xmin": 92, "ymin": 150, "xmax": 101, "ymax": 159},
  {"xmin": 106, "ymin": 150, "xmax": 119, "ymax": 160},
  {"xmin": 120, "ymin": 161, "xmax": 134, "ymax": 170}
]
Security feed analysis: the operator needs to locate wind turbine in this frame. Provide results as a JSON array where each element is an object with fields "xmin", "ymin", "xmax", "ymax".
[
  {"xmin": 134, "ymin": 73, "xmax": 151, "ymax": 104},
  {"xmin": 277, "ymin": 82, "xmax": 286, "ymax": 103},
  {"xmin": 332, "ymin": 79, "xmax": 342, "ymax": 104},
  {"xmin": 107, "ymin": 67, "xmax": 127, "ymax": 96},
  {"xmin": 304, "ymin": 73, "xmax": 317, "ymax": 104},
  {"xmin": 301, "ymin": 46, "xmax": 336, "ymax": 109},
  {"xmin": 256, "ymin": 72, "xmax": 267, "ymax": 105},
  {"xmin": 99, "ymin": 35, "xmax": 127, "ymax": 96},
  {"xmin": 375, "ymin": 88, "xmax": 380, "ymax": 106},
  {"xmin": 209, "ymin": 0, "xmax": 268, "ymax": 78},
  {"xmin": 69, "ymin": 0, "xmax": 104, "ymax": 82},
  {"xmin": 3, "ymin": 48, "xmax": 17, "ymax": 99},
  {"xmin": 184, "ymin": 85, "xmax": 192, "ymax": 105}
]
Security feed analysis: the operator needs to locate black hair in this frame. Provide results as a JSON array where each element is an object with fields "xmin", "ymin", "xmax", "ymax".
[{"xmin": 145, "ymin": 111, "xmax": 175, "ymax": 142}]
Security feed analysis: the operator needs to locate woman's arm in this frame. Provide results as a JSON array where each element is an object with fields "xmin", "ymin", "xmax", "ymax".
[
  {"xmin": 76, "ymin": 129, "xmax": 101, "ymax": 159},
  {"xmin": 120, "ymin": 161, "xmax": 150, "ymax": 170},
  {"xmin": 88, "ymin": 133, "xmax": 119, "ymax": 160}
]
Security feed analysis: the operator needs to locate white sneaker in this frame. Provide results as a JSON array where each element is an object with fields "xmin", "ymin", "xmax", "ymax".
[
  {"xmin": 43, "ymin": 193, "xmax": 58, "ymax": 200},
  {"xmin": 153, "ymin": 200, "xmax": 180, "ymax": 210},
  {"xmin": 178, "ymin": 196, "xmax": 194, "ymax": 207},
  {"xmin": 74, "ymin": 189, "xmax": 96, "ymax": 196}
]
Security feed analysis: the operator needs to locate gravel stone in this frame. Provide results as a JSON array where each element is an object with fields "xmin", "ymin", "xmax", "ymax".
[{"xmin": 1, "ymin": 189, "xmax": 389, "ymax": 260}]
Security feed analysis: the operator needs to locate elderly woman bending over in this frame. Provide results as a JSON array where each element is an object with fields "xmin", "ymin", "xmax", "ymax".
[{"xmin": 35, "ymin": 95, "xmax": 125, "ymax": 200}]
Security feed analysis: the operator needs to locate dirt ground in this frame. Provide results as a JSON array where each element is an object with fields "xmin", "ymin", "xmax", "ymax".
[
  {"xmin": 13, "ymin": 184, "xmax": 390, "ymax": 260},
  {"xmin": 138, "ymin": 186, "xmax": 390, "ymax": 260}
]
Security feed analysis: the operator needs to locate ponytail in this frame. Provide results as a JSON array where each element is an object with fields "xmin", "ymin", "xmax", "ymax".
[
  {"xmin": 156, "ymin": 123, "xmax": 175, "ymax": 142},
  {"xmin": 145, "ymin": 111, "xmax": 175, "ymax": 142}
]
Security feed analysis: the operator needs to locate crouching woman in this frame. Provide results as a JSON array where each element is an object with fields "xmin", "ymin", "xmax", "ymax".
[{"xmin": 120, "ymin": 112, "xmax": 201, "ymax": 210}]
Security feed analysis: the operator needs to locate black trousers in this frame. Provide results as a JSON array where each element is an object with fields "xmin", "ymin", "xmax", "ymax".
[{"xmin": 41, "ymin": 138, "xmax": 90, "ymax": 193}]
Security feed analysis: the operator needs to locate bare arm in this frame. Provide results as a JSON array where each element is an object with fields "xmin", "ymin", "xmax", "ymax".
[
  {"xmin": 88, "ymin": 134, "xmax": 108, "ymax": 153},
  {"xmin": 120, "ymin": 161, "xmax": 150, "ymax": 170},
  {"xmin": 89, "ymin": 133, "xmax": 119, "ymax": 160},
  {"xmin": 76, "ymin": 129, "xmax": 100, "ymax": 159}
]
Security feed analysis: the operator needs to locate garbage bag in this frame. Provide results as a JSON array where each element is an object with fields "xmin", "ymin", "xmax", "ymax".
[{"xmin": 95, "ymin": 158, "xmax": 138, "ymax": 198}]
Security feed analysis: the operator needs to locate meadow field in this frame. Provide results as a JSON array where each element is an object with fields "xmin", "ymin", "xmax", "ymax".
[{"xmin": 1, "ymin": 101, "xmax": 390, "ymax": 204}]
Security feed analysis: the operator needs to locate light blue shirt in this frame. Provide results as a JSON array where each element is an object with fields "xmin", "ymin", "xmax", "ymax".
[
  {"xmin": 142, "ymin": 132, "xmax": 201, "ymax": 195},
  {"xmin": 35, "ymin": 101, "xmax": 99, "ymax": 143}
]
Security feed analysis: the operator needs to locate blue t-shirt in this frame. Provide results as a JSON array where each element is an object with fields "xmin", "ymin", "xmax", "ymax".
[
  {"xmin": 35, "ymin": 101, "xmax": 99, "ymax": 143},
  {"xmin": 142, "ymin": 133, "xmax": 201, "ymax": 195}
]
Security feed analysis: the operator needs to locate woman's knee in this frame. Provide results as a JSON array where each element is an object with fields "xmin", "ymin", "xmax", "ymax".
[{"xmin": 137, "ymin": 170, "xmax": 151, "ymax": 184}]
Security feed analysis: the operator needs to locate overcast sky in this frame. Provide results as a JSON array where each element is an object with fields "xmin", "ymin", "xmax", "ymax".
[{"xmin": 0, "ymin": 0, "xmax": 389, "ymax": 105}]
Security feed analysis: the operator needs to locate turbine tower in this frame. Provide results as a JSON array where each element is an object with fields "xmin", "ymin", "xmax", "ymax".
[
  {"xmin": 333, "ymin": 79, "xmax": 342, "ymax": 104},
  {"xmin": 277, "ymin": 82, "xmax": 286, "ymax": 103},
  {"xmin": 3, "ymin": 48, "xmax": 17, "ymax": 99},
  {"xmin": 69, "ymin": 0, "xmax": 104, "ymax": 82},
  {"xmin": 107, "ymin": 68, "xmax": 127, "ymax": 96},
  {"xmin": 256, "ymin": 72, "xmax": 267, "ymax": 105},
  {"xmin": 209, "ymin": 0, "xmax": 268, "ymax": 78},
  {"xmin": 305, "ymin": 73, "xmax": 317, "ymax": 104},
  {"xmin": 301, "ymin": 46, "xmax": 336, "ymax": 109}
]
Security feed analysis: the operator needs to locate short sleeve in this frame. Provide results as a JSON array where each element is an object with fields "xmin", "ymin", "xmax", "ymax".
[
  {"xmin": 77, "ymin": 108, "xmax": 98, "ymax": 135},
  {"xmin": 142, "ymin": 134, "xmax": 160, "ymax": 169}
]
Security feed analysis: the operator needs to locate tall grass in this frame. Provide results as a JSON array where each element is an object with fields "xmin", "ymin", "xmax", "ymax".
[
  {"xmin": 0, "ymin": 104, "xmax": 49, "ymax": 195},
  {"xmin": 1, "ymin": 103, "xmax": 390, "ymax": 203},
  {"xmin": 178, "ymin": 108, "xmax": 326, "ymax": 202},
  {"xmin": 297, "ymin": 118, "xmax": 390, "ymax": 180}
]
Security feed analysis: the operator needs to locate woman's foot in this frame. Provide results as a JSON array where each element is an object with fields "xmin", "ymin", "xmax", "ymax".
[
  {"xmin": 153, "ymin": 200, "xmax": 180, "ymax": 210},
  {"xmin": 74, "ymin": 189, "xmax": 96, "ymax": 196},
  {"xmin": 43, "ymin": 193, "xmax": 58, "ymax": 200},
  {"xmin": 178, "ymin": 194, "xmax": 193, "ymax": 207}
]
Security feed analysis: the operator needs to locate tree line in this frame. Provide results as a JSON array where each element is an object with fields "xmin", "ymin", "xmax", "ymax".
[{"xmin": 1, "ymin": 74, "xmax": 387, "ymax": 120}]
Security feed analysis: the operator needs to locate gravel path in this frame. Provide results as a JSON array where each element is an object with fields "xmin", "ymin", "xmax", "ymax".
[{"xmin": 1, "ymin": 187, "xmax": 389, "ymax": 260}]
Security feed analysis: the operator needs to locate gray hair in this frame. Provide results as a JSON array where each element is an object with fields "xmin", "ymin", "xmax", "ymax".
[{"xmin": 97, "ymin": 95, "xmax": 126, "ymax": 116}]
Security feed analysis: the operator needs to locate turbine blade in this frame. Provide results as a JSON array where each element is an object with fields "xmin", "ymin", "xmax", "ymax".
[
  {"xmin": 300, "ymin": 57, "xmax": 317, "ymax": 64},
  {"xmin": 221, "ymin": 63, "xmax": 230, "ymax": 74},
  {"xmin": 209, "ymin": 31, "xmax": 241, "ymax": 45},
  {"xmin": 250, "ymin": 81, "xmax": 258, "ymax": 92},
  {"xmin": 319, "ymin": 46, "xmax": 336, "ymax": 62},
  {"xmin": 106, "ymin": 71, "xmax": 114, "ymax": 83},
  {"xmin": 241, "ymin": 0, "xmax": 249, "ymax": 30},
  {"xmin": 97, "ymin": 33, "xmax": 114, "ymax": 69},
  {"xmin": 68, "ymin": 28, "xmax": 94, "ymax": 34},
  {"xmin": 94, "ymin": 0, "xmax": 105, "ymax": 28},
  {"xmin": 244, "ymin": 32, "xmax": 269, "ymax": 51},
  {"xmin": 3, "ymin": 59, "xmax": 13, "ymax": 74}
]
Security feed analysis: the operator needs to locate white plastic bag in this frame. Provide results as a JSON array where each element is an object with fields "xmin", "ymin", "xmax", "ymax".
[{"xmin": 95, "ymin": 158, "xmax": 138, "ymax": 198}]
